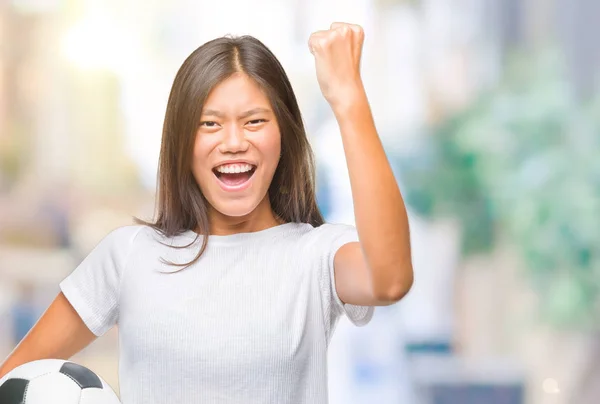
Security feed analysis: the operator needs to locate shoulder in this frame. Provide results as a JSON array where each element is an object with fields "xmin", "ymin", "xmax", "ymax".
[
  {"xmin": 91, "ymin": 225, "xmax": 147, "ymax": 256},
  {"xmin": 303, "ymin": 222, "xmax": 357, "ymax": 243},
  {"xmin": 289, "ymin": 222, "xmax": 358, "ymax": 253},
  {"xmin": 103, "ymin": 224, "xmax": 146, "ymax": 244},
  {"xmin": 311, "ymin": 222, "xmax": 356, "ymax": 236}
]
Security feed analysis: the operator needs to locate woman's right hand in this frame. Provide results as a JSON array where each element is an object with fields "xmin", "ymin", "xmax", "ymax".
[{"xmin": 0, "ymin": 292, "xmax": 97, "ymax": 379}]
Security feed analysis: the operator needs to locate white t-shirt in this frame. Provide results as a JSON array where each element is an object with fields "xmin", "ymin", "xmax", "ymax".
[{"xmin": 60, "ymin": 222, "xmax": 373, "ymax": 404}]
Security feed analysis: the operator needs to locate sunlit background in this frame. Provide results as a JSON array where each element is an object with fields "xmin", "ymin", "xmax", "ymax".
[{"xmin": 1, "ymin": 0, "xmax": 599, "ymax": 403}]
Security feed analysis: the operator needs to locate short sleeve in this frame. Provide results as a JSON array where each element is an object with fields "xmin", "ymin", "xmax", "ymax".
[
  {"xmin": 316, "ymin": 223, "xmax": 374, "ymax": 329},
  {"xmin": 59, "ymin": 226, "xmax": 142, "ymax": 336}
]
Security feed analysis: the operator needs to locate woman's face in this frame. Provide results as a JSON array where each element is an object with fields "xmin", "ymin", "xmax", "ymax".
[{"xmin": 192, "ymin": 72, "xmax": 281, "ymax": 220}]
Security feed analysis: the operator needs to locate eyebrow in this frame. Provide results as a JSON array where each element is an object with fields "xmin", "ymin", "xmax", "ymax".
[{"xmin": 201, "ymin": 107, "xmax": 272, "ymax": 120}]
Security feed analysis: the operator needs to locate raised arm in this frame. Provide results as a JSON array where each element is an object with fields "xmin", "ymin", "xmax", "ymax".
[
  {"xmin": 309, "ymin": 23, "xmax": 413, "ymax": 306},
  {"xmin": 0, "ymin": 292, "xmax": 96, "ymax": 379}
]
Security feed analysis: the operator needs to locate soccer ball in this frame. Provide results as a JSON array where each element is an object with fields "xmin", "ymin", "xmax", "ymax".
[{"xmin": 0, "ymin": 359, "xmax": 121, "ymax": 404}]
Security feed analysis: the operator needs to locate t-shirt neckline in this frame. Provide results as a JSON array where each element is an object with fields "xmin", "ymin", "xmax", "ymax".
[{"xmin": 180, "ymin": 222, "xmax": 307, "ymax": 245}]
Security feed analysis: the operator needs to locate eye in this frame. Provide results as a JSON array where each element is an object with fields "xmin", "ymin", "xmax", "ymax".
[
  {"xmin": 200, "ymin": 121, "xmax": 219, "ymax": 128},
  {"xmin": 247, "ymin": 119, "xmax": 267, "ymax": 126}
]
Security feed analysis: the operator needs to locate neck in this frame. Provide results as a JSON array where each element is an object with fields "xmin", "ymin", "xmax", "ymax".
[{"xmin": 205, "ymin": 198, "xmax": 284, "ymax": 236}]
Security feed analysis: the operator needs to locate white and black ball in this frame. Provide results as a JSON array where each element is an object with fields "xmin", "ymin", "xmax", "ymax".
[{"xmin": 0, "ymin": 359, "xmax": 121, "ymax": 404}]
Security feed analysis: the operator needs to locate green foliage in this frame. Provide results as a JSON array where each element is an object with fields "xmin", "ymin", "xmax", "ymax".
[{"xmin": 399, "ymin": 51, "xmax": 600, "ymax": 329}]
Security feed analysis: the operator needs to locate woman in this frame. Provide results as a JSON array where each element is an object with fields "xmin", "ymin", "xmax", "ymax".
[{"xmin": 0, "ymin": 22, "xmax": 413, "ymax": 403}]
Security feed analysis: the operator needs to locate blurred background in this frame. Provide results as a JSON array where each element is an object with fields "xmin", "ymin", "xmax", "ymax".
[{"xmin": 0, "ymin": 0, "xmax": 598, "ymax": 403}]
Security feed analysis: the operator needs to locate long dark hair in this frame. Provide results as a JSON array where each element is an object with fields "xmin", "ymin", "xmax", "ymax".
[{"xmin": 135, "ymin": 35, "xmax": 324, "ymax": 268}]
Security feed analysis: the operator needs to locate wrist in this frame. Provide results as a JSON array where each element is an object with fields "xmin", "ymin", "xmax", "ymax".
[{"xmin": 330, "ymin": 85, "xmax": 369, "ymax": 119}]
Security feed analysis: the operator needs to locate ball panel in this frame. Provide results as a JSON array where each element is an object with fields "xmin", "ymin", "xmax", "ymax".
[
  {"xmin": 1, "ymin": 359, "xmax": 66, "ymax": 382},
  {"xmin": 25, "ymin": 373, "xmax": 81, "ymax": 404},
  {"xmin": 0, "ymin": 378, "xmax": 29, "ymax": 404},
  {"xmin": 59, "ymin": 362, "xmax": 103, "ymax": 389},
  {"xmin": 80, "ymin": 387, "xmax": 121, "ymax": 404}
]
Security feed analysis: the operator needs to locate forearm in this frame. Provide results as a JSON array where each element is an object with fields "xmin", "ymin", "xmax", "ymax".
[
  {"xmin": 333, "ymin": 86, "xmax": 413, "ymax": 293},
  {"xmin": 0, "ymin": 293, "xmax": 96, "ymax": 379}
]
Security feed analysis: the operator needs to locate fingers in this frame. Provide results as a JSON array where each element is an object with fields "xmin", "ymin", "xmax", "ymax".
[
  {"xmin": 308, "ymin": 23, "xmax": 364, "ymax": 55},
  {"xmin": 330, "ymin": 22, "xmax": 364, "ymax": 37},
  {"xmin": 330, "ymin": 22, "xmax": 347, "ymax": 31},
  {"xmin": 308, "ymin": 30, "xmax": 328, "ymax": 55}
]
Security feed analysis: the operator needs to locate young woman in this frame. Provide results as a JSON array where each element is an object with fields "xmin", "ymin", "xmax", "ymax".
[{"xmin": 0, "ymin": 22, "xmax": 413, "ymax": 403}]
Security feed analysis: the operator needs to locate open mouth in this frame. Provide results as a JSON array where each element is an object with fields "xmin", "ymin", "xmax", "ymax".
[{"xmin": 212, "ymin": 164, "xmax": 257, "ymax": 187}]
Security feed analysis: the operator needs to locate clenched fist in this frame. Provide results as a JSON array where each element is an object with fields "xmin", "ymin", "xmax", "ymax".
[{"xmin": 309, "ymin": 22, "xmax": 365, "ymax": 110}]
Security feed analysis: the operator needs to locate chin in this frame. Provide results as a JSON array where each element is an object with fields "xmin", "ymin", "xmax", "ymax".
[{"xmin": 209, "ymin": 197, "xmax": 263, "ymax": 218}]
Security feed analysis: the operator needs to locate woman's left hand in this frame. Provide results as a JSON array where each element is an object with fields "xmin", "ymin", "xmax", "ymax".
[{"xmin": 309, "ymin": 22, "xmax": 365, "ymax": 111}]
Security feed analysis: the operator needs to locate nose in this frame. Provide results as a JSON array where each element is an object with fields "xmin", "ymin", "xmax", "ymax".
[{"xmin": 218, "ymin": 125, "xmax": 249, "ymax": 154}]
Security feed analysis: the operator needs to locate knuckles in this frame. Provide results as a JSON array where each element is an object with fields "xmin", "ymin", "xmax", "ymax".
[{"xmin": 309, "ymin": 23, "xmax": 364, "ymax": 54}]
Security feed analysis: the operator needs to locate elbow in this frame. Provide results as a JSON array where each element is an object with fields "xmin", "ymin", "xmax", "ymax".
[
  {"xmin": 384, "ymin": 278, "xmax": 413, "ymax": 304},
  {"xmin": 373, "ymin": 264, "xmax": 414, "ymax": 305}
]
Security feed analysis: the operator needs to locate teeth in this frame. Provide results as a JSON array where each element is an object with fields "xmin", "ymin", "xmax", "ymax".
[{"xmin": 216, "ymin": 163, "xmax": 254, "ymax": 174}]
